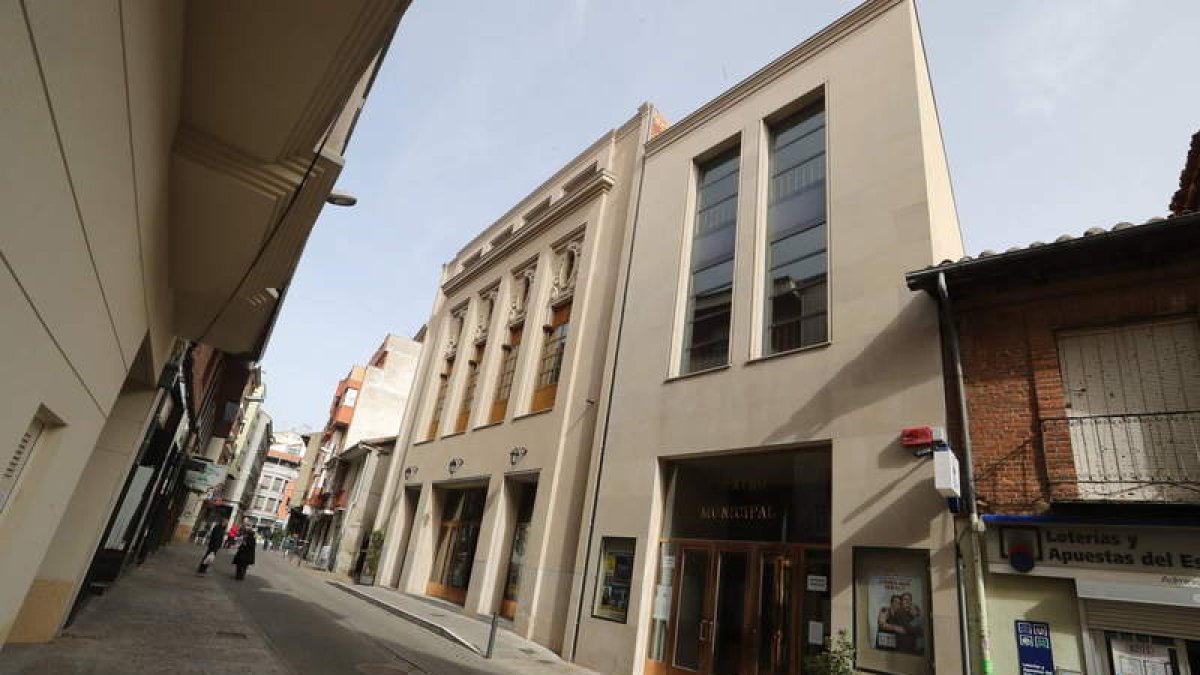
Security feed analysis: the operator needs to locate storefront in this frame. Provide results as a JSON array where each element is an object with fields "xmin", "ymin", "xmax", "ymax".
[
  {"xmin": 643, "ymin": 448, "xmax": 832, "ymax": 675},
  {"xmin": 988, "ymin": 519, "xmax": 1200, "ymax": 674}
]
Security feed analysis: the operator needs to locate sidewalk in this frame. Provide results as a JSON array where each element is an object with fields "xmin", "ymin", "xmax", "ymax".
[
  {"xmin": 0, "ymin": 545, "xmax": 289, "ymax": 675},
  {"xmin": 328, "ymin": 580, "xmax": 597, "ymax": 675}
]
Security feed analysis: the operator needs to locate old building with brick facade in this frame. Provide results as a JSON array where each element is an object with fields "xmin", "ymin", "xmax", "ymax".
[{"xmin": 908, "ymin": 210, "xmax": 1200, "ymax": 673}]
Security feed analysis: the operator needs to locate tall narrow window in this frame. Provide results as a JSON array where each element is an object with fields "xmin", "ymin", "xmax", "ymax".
[
  {"xmin": 489, "ymin": 325, "xmax": 523, "ymax": 423},
  {"xmin": 683, "ymin": 148, "xmax": 740, "ymax": 373},
  {"xmin": 1, "ymin": 416, "xmax": 46, "ymax": 514},
  {"xmin": 532, "ymin": 302, "xmax": 571, "ymax": 411},
  {"xmin": 427, "ymin": 358, "xmax": 453, "ymax": 440},
  {"xmin": 456, "ymin": 344, "xmax": 484, "ymax": 433},
  {"xmin": 764, "ymin": 102, "xmax": 827, "ymax": 354}
]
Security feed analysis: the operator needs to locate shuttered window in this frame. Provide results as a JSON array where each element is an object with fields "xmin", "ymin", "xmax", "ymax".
[{"xmin": 1, "ymin": 417, "xmax": 46, "ymax": 514}]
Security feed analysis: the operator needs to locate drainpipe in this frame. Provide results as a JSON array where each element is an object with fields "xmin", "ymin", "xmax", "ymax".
[{"xmin": 937, "ymin": 271, "xmax": 993, "ymax": 675}]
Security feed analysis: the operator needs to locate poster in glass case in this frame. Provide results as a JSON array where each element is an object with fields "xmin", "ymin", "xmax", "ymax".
[{"xmin": 593, "ymin": 537, "xmax": 636, "ymax": 623}]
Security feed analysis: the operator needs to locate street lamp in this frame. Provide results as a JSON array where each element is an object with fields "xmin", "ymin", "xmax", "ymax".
[{"xmin": 325, "ymin": 189, "xmax": 357, "ymax": 207}]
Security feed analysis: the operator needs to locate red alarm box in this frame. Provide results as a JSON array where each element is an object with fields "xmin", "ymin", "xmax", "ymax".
[{"xmin": 900, "ymin": 426, "xmax": 946, "ymax": 446}]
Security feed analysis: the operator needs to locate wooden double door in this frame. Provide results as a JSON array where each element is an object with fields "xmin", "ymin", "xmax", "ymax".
[{"xmin": 663, "ymin": 541, "xmax": 829, "ymax": 675}]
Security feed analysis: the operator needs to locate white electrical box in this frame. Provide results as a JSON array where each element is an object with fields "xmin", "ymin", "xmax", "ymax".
[{"xmin": 933, "ymin": 447, "xmax": 961, "ymax": 498}]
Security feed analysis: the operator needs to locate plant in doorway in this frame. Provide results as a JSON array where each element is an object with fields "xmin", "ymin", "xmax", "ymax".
[
  {"xmin": 358, "ymin": 530, "xmax": 386, "ymax": 585},
  {"xmin": 803, "ymin": 630, "xmax": 857, "ymax": 675}
]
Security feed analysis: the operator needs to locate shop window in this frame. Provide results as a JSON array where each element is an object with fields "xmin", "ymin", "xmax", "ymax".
[
  {"xmin": 593, "ymin": 537, "xmax": 635, "ymax": 623},
  {"xmin": 500, "ymin": 481, "xmax": 538, "ymax": 620}
]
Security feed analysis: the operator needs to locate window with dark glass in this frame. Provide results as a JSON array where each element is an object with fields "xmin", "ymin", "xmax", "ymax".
[
  {"xmin": 426, "ymin": 358, "xmax": 452, "ymax": 440},
  {"xmin": 532, "ymin": 302, "xmax": 570, "ymax": 411},
  {"xmin": 428, "ymin": 488, "xmax": 487, "ymax": 605},
  {"xmin": 455, "ymin": 344, "xmax": 483, "ymax": 433},
  {"xmin": 764, "ymin": 102, "xmax": 827, "ymax": 354},
  {"xmin": 683, "ymin": 148, "xmax": 739, "ymax": 373},
  {"xmin": 489, "ymin": 325, "xmax": 522, "ymax": 424}
]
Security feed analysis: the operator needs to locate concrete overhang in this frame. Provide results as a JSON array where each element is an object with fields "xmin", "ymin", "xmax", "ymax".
[{"xmin": 169, "ymin": 1, "xmax": 409, "ymax": 357}]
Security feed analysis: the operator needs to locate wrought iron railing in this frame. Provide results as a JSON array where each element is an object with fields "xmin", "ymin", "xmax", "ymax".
[{"xmin": 1040, "ymin": 411, "xmax": 1200, "ymax": 503}]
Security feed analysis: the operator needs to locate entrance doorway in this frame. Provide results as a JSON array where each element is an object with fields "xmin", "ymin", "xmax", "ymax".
[
  {"xmin": 660, "ymin": 541, "xmax": 829, "ymax": 675},
  {"xmin": 428, "ymin": 487, "xmax": 487, "ymax": 605}
]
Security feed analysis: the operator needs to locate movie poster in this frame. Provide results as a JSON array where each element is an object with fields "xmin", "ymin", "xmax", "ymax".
[
  {"xmin": 868, "ymin": 574, "xmax": 927, "ymax": 656},
  {"xmin": 855, "ymin": 548, "xmax": 933, "ymax": 675}
]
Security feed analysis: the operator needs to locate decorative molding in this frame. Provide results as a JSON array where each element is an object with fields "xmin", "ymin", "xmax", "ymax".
[
  {"xmin": 644, "ymin": 0, "xmax": 903, "ymax": 157},
  {"xmin": 442, "ymin": 170, "xmax": 616, "ymax": 295},
  {"xmin": 508, "ymin": 264, "xmax": 538, "ymax": 327},
  {"xmin": 549, "ymin": 237, "xmax": 583, "ymax": 307}
]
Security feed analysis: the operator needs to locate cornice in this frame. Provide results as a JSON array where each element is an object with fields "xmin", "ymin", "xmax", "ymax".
[
  {"xmin": 645, "ymin": 0, "xmax": 904, "ymax": 157},
  {"xmin": 441, "ymin": 170, "xmax": 615, "ymax": 295}
]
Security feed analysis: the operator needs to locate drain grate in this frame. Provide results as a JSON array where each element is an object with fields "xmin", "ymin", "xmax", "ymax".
[
  {"xmin": 215, "ymin": 630, "xmax": 249, "ymax": 639},
  {"xmin": 356, "ymin": 664, "xmax": 411, "ymax": 675}
]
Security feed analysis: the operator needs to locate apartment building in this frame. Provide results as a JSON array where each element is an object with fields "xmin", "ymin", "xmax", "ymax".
[
  {"xmin": 0, "ymin": 1, "xmax": 406, "ymax": 647},
  {"xmin": 374, "ymin": 105, "xmax": 664, "ymax": 650},
  {"xmin": 907, "ymin": 208, "xmax": 1200, "ymax": 673},
  {"xmin": 566, "ymin": 2, "xmax": 965, "ymax": 673},
  {"xmin": 247, "ymin": 432, "xmax": 306, "ymax": 533},
  {"xmin": 303, "ymin": 335, "xmax": 421, "ymax": 574}
]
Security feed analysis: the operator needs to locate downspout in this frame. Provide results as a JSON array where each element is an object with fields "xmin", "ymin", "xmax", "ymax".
[
  {"xmin": 937, "ymin": 271, "xmax": 992, "ymax": 675},
  {"xmin": 570, "ymin": 109, "xmax": 653, "ymax": 659}
]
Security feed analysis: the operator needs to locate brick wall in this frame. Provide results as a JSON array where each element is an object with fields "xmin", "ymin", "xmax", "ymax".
[{"xmin": 954, "ymin": 258, "xmax": 1200, "ymax": 514}]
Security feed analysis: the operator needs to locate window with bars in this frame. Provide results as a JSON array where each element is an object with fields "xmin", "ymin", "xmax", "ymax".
[
  {"xmin": 456, "ymin": 344, "xmax": 484, "ymax": 433},
  {"xmin": 426, "ymin": 358, "xmax": 453, "ymax": 440},
  {"xmin": 682, "ymin": 147, "xmax": 739, "ymax": 373},
  {"xmin": 764, "ymin": 102, "xmax": 827, "ymax": 354},
  {"xmin": 532, "ymin": 302, "xmax": 571, "ymax": 411},
  {"xmin": 489, "ymin": 325, "xmax": 523, "ymax": 424}
]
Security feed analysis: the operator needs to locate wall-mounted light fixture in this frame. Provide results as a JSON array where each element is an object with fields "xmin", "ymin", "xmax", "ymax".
[
  {"xmin": 509, "ymin": 446, "xmax": 528, "ymax": 466},
  {"xmin": 404, "ymin": 466, "xmax": 418, "ymax": 481},
  {"xmin": 448, "ymin": 457, "xmax": 464, "ymax": 474}
]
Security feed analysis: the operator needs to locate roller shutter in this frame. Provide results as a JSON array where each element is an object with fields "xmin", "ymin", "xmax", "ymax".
[{"xmin": 1083, "ymin": 599, "xmax": 1200, "ymax": 640}]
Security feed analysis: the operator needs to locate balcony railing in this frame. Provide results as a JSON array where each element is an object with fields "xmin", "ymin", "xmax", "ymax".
[{"xmin": 1040, "ymin": 411, "xmax": 1200, "ymax": 503}]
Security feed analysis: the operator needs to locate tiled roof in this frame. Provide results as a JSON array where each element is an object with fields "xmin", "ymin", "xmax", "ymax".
[
  {"xmin": 906, "ymin": 211, "xmax": 1200, "ymax": 285},
  {"xmin": 1170, "ymin": 130, "xmax": 1200, "ymax": 216}
]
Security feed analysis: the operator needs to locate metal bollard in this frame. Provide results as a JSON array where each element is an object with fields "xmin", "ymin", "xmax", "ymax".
[{"xmin": 484, "ymin": 612, "xmax": 499, "ymax": 658}]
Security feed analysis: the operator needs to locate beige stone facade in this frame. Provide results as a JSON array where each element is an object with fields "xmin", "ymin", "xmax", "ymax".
[
  {"xmin": 0, "ymin": 0, "xmax": 405, "ymax": 649},
  {"xmin": 375, "ymin": 105, "xmax": 662, "ymax": 651},
  {"xmin": 568, "ymin": 2, "xmax": 964, "ymax": 673}
]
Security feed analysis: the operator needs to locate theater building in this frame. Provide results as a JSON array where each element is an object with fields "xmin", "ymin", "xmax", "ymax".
[
  {"xmin": 374, "ymin": 105, "xmax": 665, "ymax": 650},
  {"xmin": 907, "ymin": 209, "xmax": 1200, "ymax": 674},
  {"xmin": 566, "ymin": 1, "xmax": 966, "ymax": 673}
]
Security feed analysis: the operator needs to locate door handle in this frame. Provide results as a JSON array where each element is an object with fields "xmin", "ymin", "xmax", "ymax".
[{"xmin": 699, "ymin": 619, "xmax": 712, "ymax": 642}]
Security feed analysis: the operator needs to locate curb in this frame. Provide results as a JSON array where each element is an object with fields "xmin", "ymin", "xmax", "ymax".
[{"xmin": 327, "ymin": 581, "xmax": 482, "ymax": 655}]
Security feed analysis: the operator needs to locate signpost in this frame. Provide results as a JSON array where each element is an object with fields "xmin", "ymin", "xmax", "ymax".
[{"xmin": 1015, "ymin": 620, "xmax": 1055, "ymax": 675}]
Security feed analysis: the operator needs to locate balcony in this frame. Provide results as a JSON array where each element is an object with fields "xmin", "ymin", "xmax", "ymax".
[
  {"xmin": 1040, "ymin": 411, "xmax": 1200, "ymax": 503},
  {"xmin": 334, "ymin": 491, "xmax": 350, "ymax": 509}
]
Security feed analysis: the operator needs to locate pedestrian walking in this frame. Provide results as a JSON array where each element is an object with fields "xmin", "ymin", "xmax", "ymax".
[
  {"xmin": 233, "ymin": 519, "xmax": 257, "ymax": 580},
  {"xmin": 196, "ymin": 520, "xmax": 225, "ymax": 574}
]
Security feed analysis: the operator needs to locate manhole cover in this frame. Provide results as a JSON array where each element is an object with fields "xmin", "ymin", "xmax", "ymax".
[
  {"xmin": 215, "ymin": 631, "xmax": 248, "ymax": 639},
  {"xmin": 356, "ymin": 664, "xmax": 411, "ymax": 675}
]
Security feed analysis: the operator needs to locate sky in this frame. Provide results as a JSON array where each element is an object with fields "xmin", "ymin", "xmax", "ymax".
[{"xmin": 261, "ymin": 0, "xmax": 1200, "ymax": 432}]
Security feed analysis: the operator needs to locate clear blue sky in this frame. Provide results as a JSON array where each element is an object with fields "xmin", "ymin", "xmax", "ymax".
[{"xmin": 262, "ymin": 0, "xmax": 1200, "ymax": 432}]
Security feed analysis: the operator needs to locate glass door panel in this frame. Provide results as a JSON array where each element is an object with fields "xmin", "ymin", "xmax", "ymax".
[
  {"xmin": 757, "ymin": 551, "xmax": 794, "ymax": 675},
  {"xmin": 672, "ymin": 548, "xmax": 711, "ymax": 672},
  {"xmin": 713, "ymin": 550, "xmax": 749, "ymax": 675},
  {"xmin": 801, "ymin": 550, "xmax": 832, "ymax": 665}
]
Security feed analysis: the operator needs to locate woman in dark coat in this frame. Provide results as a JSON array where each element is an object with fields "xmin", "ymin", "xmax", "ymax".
[
  {"xmin": 233, "ymin": 525, "xmax": 257, "ymax": 580},
  {"xmin": 197, "ymin": 520, "xmax": 225, "ymax": 574}
]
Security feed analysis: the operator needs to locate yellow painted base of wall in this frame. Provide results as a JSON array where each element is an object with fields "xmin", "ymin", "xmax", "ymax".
[{"xmin": 8, "ymin": 578, "xmax": 74, "ymax": 643}]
